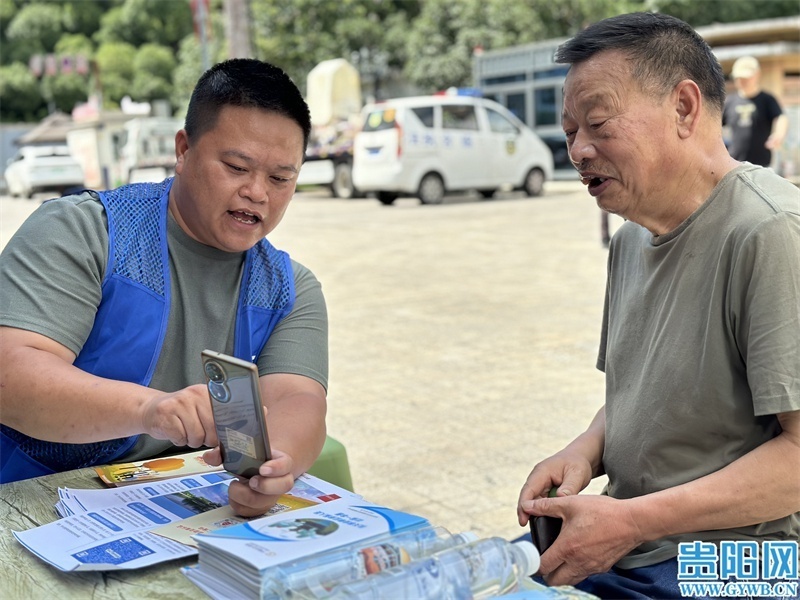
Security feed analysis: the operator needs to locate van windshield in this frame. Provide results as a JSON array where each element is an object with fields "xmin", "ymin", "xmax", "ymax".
[{"xmin": 363, "ymin": 108, "xmax": 397, "ymax": 132}]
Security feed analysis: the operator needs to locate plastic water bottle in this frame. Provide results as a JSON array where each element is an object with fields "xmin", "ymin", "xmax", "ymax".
[
  {"xmin": 264, "ymin": 525, "xmax": 479, "ymax": 599},
  {"xmin": 323, "ymin": 537, "xmax": 540, "ymax": 600}
]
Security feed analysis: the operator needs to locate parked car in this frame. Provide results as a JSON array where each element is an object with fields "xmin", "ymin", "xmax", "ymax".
[
  {"xmin": 352, "ymin": 95, "xmax": 554, "ymax": 205},
  {"xmin": 4, "ymin": 145, "xmax": 85, "ymax": 199}
]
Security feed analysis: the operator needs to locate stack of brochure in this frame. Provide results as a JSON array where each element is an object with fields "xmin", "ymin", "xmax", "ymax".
[
  {"xmin": 183, "ymin": 497, "xmax": 430, "ymax": 600},
  {"xmin": 14, "ymin": 471, "xmax": 355, "ymax": 572}
]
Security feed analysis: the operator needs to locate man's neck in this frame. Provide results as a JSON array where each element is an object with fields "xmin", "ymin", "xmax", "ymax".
[
  {"xmin": 636, "ymin": 144, "xmax": 739, "ymax": 236},
  {"xmin": 738, "ymin": 83, "xmax": 761, "ymax": 99}
]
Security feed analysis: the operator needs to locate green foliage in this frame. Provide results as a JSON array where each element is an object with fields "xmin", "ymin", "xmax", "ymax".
[
  {"xmin": 134, "ymin": 44, "xmax": 177, "ymax": 80},
  {"xmin": 404, "ymin": 0, "xmax": 547, "ymax": 92},
  {"xmin": 249, "ymin": 0, "xmax": 420, "ymax": 93},
  {"xmin": 46, "ymin": 71, "xmax": 90, "ymax": 113},
  {"xmin": 402, "ymin": 0, "xmax": 652, "ymax": 91},
  {"xmin": 54, "ymin": 34, "xmax": 95, "ymax": 57},
  {"xmin": 95, "ymin": 41, "xmax": 136, "ymax": 106},
  {"xmin": 531, "ymin": 0, "xmax": 643, "ymax": 37},
  {"xmin": 0, "ymin": 62, "xmax": 47, "ymax": 122},
  {"xmin": 131, "ymin": 44, "xmax": 177, "ymax": 103},
  {"xmin": 61, "ymin": 0, "xmax": 118, "ymax": 36},
  {"xmin": 646, "ymin": 0, "xmax": 800, "ymax": 27},
  {"xmin": 2, "ymin": 0, "xmax": 798, "ymax": 122},
  {"xmin": 171, "ymin": 36, "xmax": 208, "ymax": 119},
  {"xmin": 0, "ymin": 0, "xmax": 16, "ymax": 23},
  {"xmin": 93, "ymin": 0, "xmax": 192, "ymax": 49},
  {"xmin": 5, "ymin": 3, "xmax": 64, "ymax": 51}
]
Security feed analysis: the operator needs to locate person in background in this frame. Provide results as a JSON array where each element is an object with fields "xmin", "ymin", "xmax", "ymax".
[
  {"xmin": 0, "ymin": 59, "xmax": 328, "ymax": 518},
  {"xmin": 518, "ymin": 13, "xmax": 800, "ymax": 599},
  {"xmin": 723, "ymin": 55, "xmax": 788, "ymax": 168}
]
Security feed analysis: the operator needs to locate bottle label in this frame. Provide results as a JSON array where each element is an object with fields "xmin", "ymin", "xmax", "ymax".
[{"xmin": 358, "ymin": 543, "xmax": 412, "ymax": 576}]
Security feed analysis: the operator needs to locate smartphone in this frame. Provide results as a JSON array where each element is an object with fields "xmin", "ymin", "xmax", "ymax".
[
  {"xmin": 529, "ymin": 486, "xmax": 563, "ymax": 554},
  {"xmin": 530, "ymin": 516, "xmax": 562, "ymax": 554},
  {"xmin": 201, "ymin": 350, "xmax": 272, "ymax": 478}
]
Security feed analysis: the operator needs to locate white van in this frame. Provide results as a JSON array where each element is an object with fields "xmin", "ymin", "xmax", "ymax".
[{"xmin": 352, "ymin": 95, "xmax": 554, "ymax": 205}]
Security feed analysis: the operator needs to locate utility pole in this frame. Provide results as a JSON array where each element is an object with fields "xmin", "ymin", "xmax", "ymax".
[
  {"xmin": 225, "ymin": 0, "xmax": 253, "ymax": 59},
  {"xmin": 190, "ymin": 0, "xmax": 212, "ymax": 71}
]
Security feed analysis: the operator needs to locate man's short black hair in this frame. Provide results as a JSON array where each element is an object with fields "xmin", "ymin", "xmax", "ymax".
[
  {"xmin": 555, "ymin": 12, "xmax": 726, "ymax": 114},
  {"xmin": 184, "ymin": 58, "xmax": 312, "ymax": 151}
]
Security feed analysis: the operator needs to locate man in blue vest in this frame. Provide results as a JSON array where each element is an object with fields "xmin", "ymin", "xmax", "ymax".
[{"xmin": 0, "ymin": 59, "xmax": 328, "ymax": 517}]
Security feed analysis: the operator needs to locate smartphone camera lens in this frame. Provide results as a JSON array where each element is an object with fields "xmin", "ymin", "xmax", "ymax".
[
  {"xmin": 208, "ymin": 380, "xmax": 230, "ymax": 403},
  {"xmin": 205, "ymin": 361, "xmax": 225, "ymax": 383}
]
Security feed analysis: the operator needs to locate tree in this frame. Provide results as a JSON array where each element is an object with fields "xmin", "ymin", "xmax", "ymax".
[
  {"xmin": 4, "ymin": 2, "xmax": 63, "ymax": 64},
  {"xmin": 131, "ymin": 44, "xmax": 177, "ymax": 103},
  {"xmin": 0, "ymin": 0, "xmax": 19, "ymax": 66},
  {"xmin": 61, "ymin": 0, "xmax": 120, "ymax": 36},
  {"xmin": 532, "ymin": 0, "xmax": 643, "ymax": 37},
  {"xmin": 172, "ymin": 38, "xmax": 202, "ymax": 120},
  {"xmin": 404, "ymin": 0, "xmax": 542, "ymax": 92},
  {"xmin": 0, "ymin": 62, "xmax": 47, "ymax": 122},
  {"xmin": 403, "ymin": 0, "xmax": 648, "ymax": 92},
  {"xmin": 647, "ymin": 0, "xmax": 800, "ymax": 27},
  {"xmin": 54, "ymin": 33, "xmax": 94, "ymax": 58},
  {"xmin": 93, "ymin": 0, "xmax": 193, "ymax": 49},
  {"xmin": 46, "ymin": 71, "xmax": 90, "ymax": 114},
  {"xmin": 95, "ymin": 41, "xmax": 136, "ymax": 106},
  {"xmin": 248, "ymin": 0, "xmax": 420, "ymax": 94}
]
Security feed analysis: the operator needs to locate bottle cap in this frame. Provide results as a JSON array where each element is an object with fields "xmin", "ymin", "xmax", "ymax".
[{"xmin": 513, "ymin": 540, "xmax": 540, "ymax": 576}]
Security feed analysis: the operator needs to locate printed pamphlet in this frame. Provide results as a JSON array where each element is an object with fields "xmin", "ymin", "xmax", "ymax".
[
  {"xmin": 14, "ymin": 472, "xmax": 356, "ymax": 571},
  {"xmin": 93, "ymin": 449, "xmax": 223, "ymax": 487}
]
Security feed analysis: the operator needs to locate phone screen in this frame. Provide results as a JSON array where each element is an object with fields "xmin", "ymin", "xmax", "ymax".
[{"xmin": 202, "ymin": 350, "xmax": 272, "ymax": 478}]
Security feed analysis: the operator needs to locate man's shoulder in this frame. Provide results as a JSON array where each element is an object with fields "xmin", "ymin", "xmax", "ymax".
[
  {"xmin": 32, "ymin": 190, "xmax": 106, "ymax": 228},
  {"xmin": 730, "ymin": 166, "xmax": 799, "ymax": 215},
  {"xmin": 289, "ymin": 258, "xmax": 320, "ymax": 287}
]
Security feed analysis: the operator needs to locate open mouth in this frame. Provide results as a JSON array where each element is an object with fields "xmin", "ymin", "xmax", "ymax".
[
  {"xmin": 581, "ymin": 176, "xmax": 608, "ymax": 188},
  {"xmin": 229, "ymin": 210, "xmax": 260, "ymax": 225}
]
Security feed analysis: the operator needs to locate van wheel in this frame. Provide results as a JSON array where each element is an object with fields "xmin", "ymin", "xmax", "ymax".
[
  {"xmin": 478, "ymin": 189, "xmax": 495, "ymax": 199},
  {"xmin": 377, "ymin": 191, "xmax": 398, "ymax": 205},
  {"xmin": 418, "ymin": 173, "xmax": 445, "ymax": 205},
  {"xmin": 331, "ymin": 162, "xmax": 356, "ymax": 199},
  {"xmin": 523, "ymin": 168, "xmax": 545, "ymax": 197}
]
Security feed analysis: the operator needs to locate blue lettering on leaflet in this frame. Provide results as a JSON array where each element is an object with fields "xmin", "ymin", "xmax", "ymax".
[
  {"xmin": 127, "ymin": 502, "xmax": 171, "ymax": 524},
  {"xmin": 73, "ymin": 537, "xmax": 155, "ymax": 565},
  {"xmin": 86, "ymin": 512, "xmax": 123, "ymax": 532}
]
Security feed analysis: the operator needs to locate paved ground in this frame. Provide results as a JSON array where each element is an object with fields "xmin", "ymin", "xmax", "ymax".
[{"xmin": 0, "ymin": 183, "xmax": 622, "ymax": 542}]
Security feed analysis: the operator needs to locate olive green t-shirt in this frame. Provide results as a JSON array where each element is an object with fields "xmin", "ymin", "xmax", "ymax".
[
  {"xmin": 598, "ymin": 165, "xmax": 800, "ymax": 568},
  {"xmin": 0, "ymin": 192, "xmax": 328, "ymax": 461}
]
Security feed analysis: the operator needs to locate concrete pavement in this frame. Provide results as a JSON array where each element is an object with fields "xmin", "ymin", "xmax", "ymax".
[{"xmin": 0, "ymin": 183, "xmax": 620, "ymax": 541}]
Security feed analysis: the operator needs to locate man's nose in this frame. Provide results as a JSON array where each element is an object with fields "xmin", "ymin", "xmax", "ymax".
[
  {"xmin": 240, "ymin": 174, "xmax": 269, "ymax": 203},
  {"xmin": 568, "ymin": 130, "xmax": 596, "ymax": 170}
]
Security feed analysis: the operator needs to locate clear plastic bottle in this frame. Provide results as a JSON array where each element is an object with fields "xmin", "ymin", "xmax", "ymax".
[
  {"xmin": 323, "ymin": 537, "xmax": 540, "ymax": 600},
  {"xmin": 263, "ymin": 525, "xmax": 479, "ymax": 599}
]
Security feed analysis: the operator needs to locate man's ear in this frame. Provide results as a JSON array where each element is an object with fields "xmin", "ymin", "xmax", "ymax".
[
  {"xmin": 674, "ymin": 79, "xmax": 702, "ymax": 139},
  {"xmin": 174, "ymin": 129, "xmax": 189, "ymax": 174}
]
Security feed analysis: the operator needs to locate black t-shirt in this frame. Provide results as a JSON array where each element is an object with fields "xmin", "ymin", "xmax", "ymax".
[{"xmin": 723, "ymin": 91, "xmax": 783, "ymax": 167}]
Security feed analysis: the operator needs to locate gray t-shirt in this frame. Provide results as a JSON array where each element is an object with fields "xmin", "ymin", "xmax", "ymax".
[
  {"xmin": 0, "ymin": 191, "xmax": 328, "ymax": 460},
  {"xmin": 598, "ymin": 165, "xmax": 800, "ymax": 568}
]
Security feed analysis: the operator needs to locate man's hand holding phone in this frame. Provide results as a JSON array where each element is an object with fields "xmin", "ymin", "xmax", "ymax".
[
  {"xmin": 202, "ymin": 426, "xmax": 295, "ymax": 517},
  {"xmin": 202, "ymin": 350, "xmax": 295, "ymax": 517}
]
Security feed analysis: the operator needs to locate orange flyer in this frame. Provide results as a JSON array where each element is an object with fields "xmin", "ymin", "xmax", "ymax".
[{"xmin": 93, "ymin": 450, "xmax": 224, "ymax": 486}]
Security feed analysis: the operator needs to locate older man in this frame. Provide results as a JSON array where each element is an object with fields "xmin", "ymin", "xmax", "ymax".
[{"xmin": 518, "ymin": 13, "xmax": 800, "ymax": 599}]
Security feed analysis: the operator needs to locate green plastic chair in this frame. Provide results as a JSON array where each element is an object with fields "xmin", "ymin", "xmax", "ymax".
[{"xmin": 307, "ymin": 435, "xmax": 354, "ymax": 492}]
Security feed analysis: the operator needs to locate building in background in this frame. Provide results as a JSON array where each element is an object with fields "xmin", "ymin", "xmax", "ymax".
[{"xmin": 473, "ymin": 16, "xmax": 800, "ymax": 180}]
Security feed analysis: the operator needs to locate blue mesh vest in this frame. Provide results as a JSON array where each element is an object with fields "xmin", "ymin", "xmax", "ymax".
[{"xmin": 0, "ymin": 178, "xmax": 295, "ymax": 483}]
